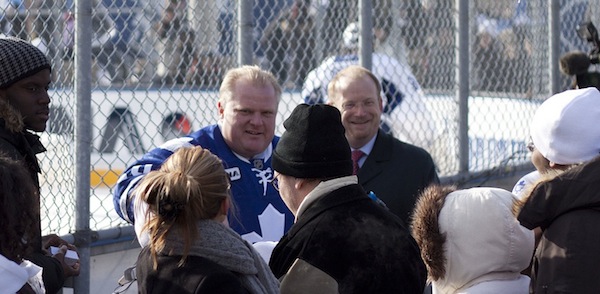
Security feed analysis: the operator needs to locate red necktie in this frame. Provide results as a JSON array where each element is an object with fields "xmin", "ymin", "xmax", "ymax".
[{"xmin": 351, "ymin": 150, "xmax": 365, "ymax": 175}]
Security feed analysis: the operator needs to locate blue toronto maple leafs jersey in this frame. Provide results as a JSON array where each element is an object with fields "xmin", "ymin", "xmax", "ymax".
[{"xmin": 113, "ymin": 124, "xmax": 294, "ymax": 243}]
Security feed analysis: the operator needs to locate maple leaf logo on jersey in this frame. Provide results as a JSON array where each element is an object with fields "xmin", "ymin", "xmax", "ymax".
[{"xmin": 241, "ymin": 204, "xmax": 286, "ymax": 243}]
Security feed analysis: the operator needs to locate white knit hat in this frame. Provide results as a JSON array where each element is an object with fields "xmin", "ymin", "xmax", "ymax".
[{"xmin": 531, "ymin": 87, "xmax": 600, "ymax": 165}]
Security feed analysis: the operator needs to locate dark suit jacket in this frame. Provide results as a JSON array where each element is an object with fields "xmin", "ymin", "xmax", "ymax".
[{"xmin": 358, "ymin": 130, "xmax": 439, "ymax": 225}]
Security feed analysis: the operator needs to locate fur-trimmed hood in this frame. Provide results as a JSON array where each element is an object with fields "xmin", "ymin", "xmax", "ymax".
[{"xmin": 411, "ymin": 185, "xmax": 534, "ymax": 293}]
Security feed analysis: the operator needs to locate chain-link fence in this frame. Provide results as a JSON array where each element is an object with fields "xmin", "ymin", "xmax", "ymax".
[{"xmin": 3, "ymin": 0, "xmax": 600, "ymax": 291}]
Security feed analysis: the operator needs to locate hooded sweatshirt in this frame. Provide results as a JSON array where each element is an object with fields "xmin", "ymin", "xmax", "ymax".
[{"xmin": 412, "ymin": 186, "xmax": 534, "ymax": 294}]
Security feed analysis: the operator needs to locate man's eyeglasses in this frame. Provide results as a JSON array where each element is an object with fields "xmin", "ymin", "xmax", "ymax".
[
  {"xmin": 271, "ymin": 175, "xmax": 280, "ymax": 191},
  {"xmin": 527, "ymin": 139, "xmax": 535, "ymax": 152}
]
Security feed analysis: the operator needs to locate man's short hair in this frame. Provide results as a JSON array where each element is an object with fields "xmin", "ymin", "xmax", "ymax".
[
  {"xmin": 218, "ymin": 65, "xmax": 282, "ymax": 105},
  {"xmin": 327, "ymin": 65, "xmax": 381, "ymax": 103}
]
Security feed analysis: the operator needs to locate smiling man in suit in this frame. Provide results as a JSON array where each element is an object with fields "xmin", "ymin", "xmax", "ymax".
[{"xmin": 327, "ymin": 65, "xmax": 439, "ymax": 224}]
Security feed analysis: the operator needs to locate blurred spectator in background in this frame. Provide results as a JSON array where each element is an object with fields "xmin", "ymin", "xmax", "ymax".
[
  {"xmin": 217, "ymin": 0, "xmax": 235, "ymax": 58},
  {"xmin": 217, "ymin": 0, "xmax": 287, "ymax": 82},
  {"xmin": 419, "ymin": 0, "xmax": 454, "ymax": 91},
  {"xmin": 473, "ymin": 0, "xmax": 532, "ymax": 94},
  {"xmin": 186, "ymin": 50, "xmax": 224, "ymax": 88},
  {"xmin": 96, "ymin": 0, "xmax": 141, "ymax": 85},
  {"xmin": 261, "ymin": 0, "xmax": 315, "ymax": 89},
  {"xmin": 287, "ymin": 0, "xmax": 314, "ymax": 88},
  {"xmin": 61, "ymin": 2, "xmax": 117, "ymax": 86},
  {"xmin": 260, "ymin": 5, "xmax": 287, "ymax": 85},
  {"xmin": 319, "ymin": 0, "xmax": 356, "ymax": 57},
  {"xmin": 397, "ymin": 0, "xmax": 427, "ymax": 72},
  {"xmin": 154, "ymin": 0, "xmax": 196, "ymax": 85},
  {"xmin": 373, "ymin": 0, "xmax": 409, "ymax": 67},
  {"xmin": 61, "ymin": 0, "xmax": 146, "ymax": 86},
  {"xmin": 0, "ymin": 0, "xmax": 26, "ymax": 39}
]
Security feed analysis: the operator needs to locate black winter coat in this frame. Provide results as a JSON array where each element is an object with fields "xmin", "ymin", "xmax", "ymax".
[{"xmin": 269, "ymin": 183, "xmax": 427, "ymax": 293}]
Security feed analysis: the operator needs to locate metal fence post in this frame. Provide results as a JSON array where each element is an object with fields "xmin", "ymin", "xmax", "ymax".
[
  {"xmin": 457, "ymin": 0, "xmax": 469, "ymax": 174},
  {"xmin": 358, "ymin": 0, "xmax": 373, "ymax": 70},
  {"xmin": 238, "ymin": 0, "xmax": 253, "ymax": 66},
  {"xmin": 549, "ymin": 0, "xmax": 560, "ymax": 95},
  {"xmin": 73, "ymin": 0, "xmax": 93, "ymax": 292}
]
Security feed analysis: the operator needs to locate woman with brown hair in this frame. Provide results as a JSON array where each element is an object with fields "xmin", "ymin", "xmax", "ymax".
[{"xmin": 134, "ymin": 146, "xmax": 279, "ymax": 294}]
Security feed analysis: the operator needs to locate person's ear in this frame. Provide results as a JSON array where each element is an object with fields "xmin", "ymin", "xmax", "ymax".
[
  {"xmin": 217, "ymin": 101, "xmax": 225, "ymax": 119},
  {"xmin": 326, "ymin": 95, "xmax": 336, "ymax": 106},
  {"xmin": 220, "ymin": 198, "xmax": 230, "ymax": 215},
  {"xmin": 294, "ymin": 178, "xmax": 316, "ymax": 192},
  {"xmin": 215, "ymin": 198, "xmax": 231, "ymax": 226}
]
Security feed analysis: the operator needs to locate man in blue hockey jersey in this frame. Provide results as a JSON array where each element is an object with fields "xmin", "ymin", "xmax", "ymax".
[{"xmin": 114, "ymin": 65, "xmax": 294, "ymax": 244}]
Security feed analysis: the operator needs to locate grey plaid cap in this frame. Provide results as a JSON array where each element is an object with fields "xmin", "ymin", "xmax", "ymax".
[{"xmin": 0, "ymin": 37, "xmax": 51, "ymax": 88}]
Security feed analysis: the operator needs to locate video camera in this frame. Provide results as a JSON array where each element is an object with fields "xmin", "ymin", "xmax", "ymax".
[
  {"xmin": 559, "ymin": 21, "xmax": 600, "ymax": 89},
  {"xmin": 577, "ymin": 21, "xmax": 600, "ymax": 64}
]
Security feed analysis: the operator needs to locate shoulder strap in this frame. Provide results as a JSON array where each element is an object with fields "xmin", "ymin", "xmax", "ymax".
[{"xmin": 112, "ymin": 265, "xmax": 137, "ymax": 294}]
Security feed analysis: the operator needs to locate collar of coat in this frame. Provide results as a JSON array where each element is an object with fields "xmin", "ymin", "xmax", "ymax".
[{"xmin": 295, "ymin": 175, "xmax": 358, "ymax": 220}]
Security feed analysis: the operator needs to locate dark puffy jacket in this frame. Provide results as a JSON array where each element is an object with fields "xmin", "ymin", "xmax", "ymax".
[{"xmin": 518, "ymin": 156, "xmax": 600, "ymax": 293}]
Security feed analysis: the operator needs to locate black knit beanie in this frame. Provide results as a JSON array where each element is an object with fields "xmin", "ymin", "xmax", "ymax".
[
  {"xmin": 0, "ymin": 37, "xmax": 51, "ymax": 89},
  {"xmin": 272, "ymin": 103, "xmax": 353, "ymax": 178}
]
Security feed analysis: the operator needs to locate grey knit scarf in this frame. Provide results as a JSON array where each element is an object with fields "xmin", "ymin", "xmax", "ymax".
[{"xmin": 163, "ymin": 220, "xmax": 280, "ymax": 294}]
